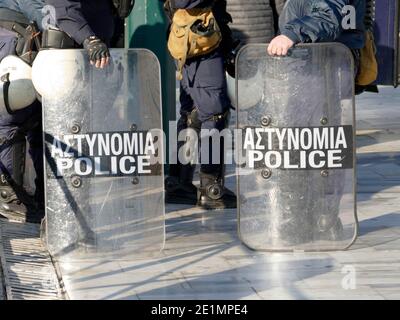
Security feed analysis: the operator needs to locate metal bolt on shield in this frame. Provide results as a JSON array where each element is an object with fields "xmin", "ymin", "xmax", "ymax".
[
  {"xmin": 261, "ymin": 168, "xmax": 272, "ymax": 179},
  {"xmin": 321, "ymin": 170, "xmax": 329, "ymax": 177},
  {"xmin": 261, "ymin": 116, "xmax": 272, "ymax": 127},
  {"xmin": 320, "ymin": 117, "xmax": 329, "ymax": 125},
  {"xmin": 71, "ymin": 176, "xmax": 82, "ymax": 188},
  {"xmin": 71, "ymin": 123, "xmax": 81, "ymax": 134}
]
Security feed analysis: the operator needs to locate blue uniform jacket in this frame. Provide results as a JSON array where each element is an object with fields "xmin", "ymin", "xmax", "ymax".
[
  {"xmin": 0, "ymin": 0, "xmax": 45, "ymax": 29},
  {"xmin": 45, "ymin": 0, "xmax": 114, "ymax": 45},
  {"xmin": 280, "ymin": 0, "xmax": 366, "ymax": 49}
]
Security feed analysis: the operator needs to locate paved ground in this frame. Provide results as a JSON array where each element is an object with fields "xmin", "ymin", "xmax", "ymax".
[
  {"xmin": 357, "ymin": 87, "xmax": 400, "ymax": 153},
  {"xmin": 0, "ymin": 87, "xmax": 398, "ymax": 300},
  {"xmin": 0, "ymin": 223, "xmax": 5, "ymax": 300},
  {"xmin": 51, "ymin": 87, "xmax": 400, "ymax": 300},
  {"xmin": 0, "ymin": 221, "xmax": 63, "ymax": 300},
  {"xmin": 58, "ymin": 170, "xmax": 400, "ymax": 300}
]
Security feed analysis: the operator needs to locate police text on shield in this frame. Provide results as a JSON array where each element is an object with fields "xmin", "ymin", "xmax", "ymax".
[
  {"xmin": 49, "ymin": 132, "xmax": 158, "ymax": 178},
  {"xmin": 241, "ymin": 126, "xmax": 354, "ymax": 170}
]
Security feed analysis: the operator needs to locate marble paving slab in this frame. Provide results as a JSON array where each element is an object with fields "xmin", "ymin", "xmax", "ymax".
[{"xmin": 57, "ymin": 87, "xmax": 400, "ymax": 300}]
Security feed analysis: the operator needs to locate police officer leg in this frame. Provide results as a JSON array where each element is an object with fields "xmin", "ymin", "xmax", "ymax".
[
  {"xmin": 0, "ymin": 131, "xmax": 32, "ymax": 220},
  {"xmin": 191, "ymin": 108, "xmax": 237, "ymax": 210},
  {"xmin": 26, "ymin": 102, "xmax": 44, "ymax": 208},
  {"xmin": 0, "ymin": 131, "xmax": 25, "ymax": 204},
  {"xmin": 189, "ymin": 51, "xmax": 237, "ymax": 210},
  {"xmin": 165, "ymin": 83, "xmax": 198, "ymax": 205},
  {"xmin": 0, "ymin": 104, "xmax": 43, "ymax": 222}
]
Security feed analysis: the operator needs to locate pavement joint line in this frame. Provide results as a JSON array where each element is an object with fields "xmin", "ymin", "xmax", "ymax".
[
  {"xmin": 0, "ymin": 220, "xmax": 65, "ymax": 300},
  {"xmin": 0, "ymin": 221, "xmax": 12, "ymax": 300}
]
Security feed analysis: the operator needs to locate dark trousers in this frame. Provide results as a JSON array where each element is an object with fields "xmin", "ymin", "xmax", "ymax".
[
  {"xmin": 172, "ymin": 49, "xmax": 232, "ymax": 179},
  {"xmin": 0, "ymin": 100, "xmax": 44, "ymax": 199}
]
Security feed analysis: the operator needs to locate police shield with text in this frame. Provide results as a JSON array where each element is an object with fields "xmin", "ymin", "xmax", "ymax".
[
  {"xmin": 31, "ymin": 0, "xmax": 165, "ymax": 260},
  {"xmin": 236, "ymin": 0, "xmax": 364, "ymax": 251},
  {"xmin": 0, "ymin": 1, "xmax": 45, "ymax": 223},
  {"xmin": 236, "ymin": 43, "xmax": 358, "ymax": 251}
]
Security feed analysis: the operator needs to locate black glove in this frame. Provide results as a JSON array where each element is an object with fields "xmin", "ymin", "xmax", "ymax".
[{"xmin": 83, "ymin": 36, "xmax": 110, "ymax": 67}]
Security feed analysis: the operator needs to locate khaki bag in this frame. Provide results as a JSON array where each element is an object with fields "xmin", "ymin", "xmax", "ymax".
[
  {"xmin": 356, "ymin": 30, "xmax": 378, "ymax": 86},
  {"xmin": 168, "ymin": 8, "xmax": 222, "ymax": 80}
]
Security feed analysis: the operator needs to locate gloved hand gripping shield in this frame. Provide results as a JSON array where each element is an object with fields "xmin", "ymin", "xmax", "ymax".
[
  {"xmin": 236, "ymin": 43, "xmax": 357, "ymax": 252},
  {"xmin": 33, "ymin": 49, "xmax": 165, "ymax": 261}
]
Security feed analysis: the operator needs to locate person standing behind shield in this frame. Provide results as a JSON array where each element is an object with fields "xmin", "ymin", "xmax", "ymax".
[
  {"xmin": 0, "ymin": 0, "xmax": 46, "ymax": 223},
  {"xmin": 163, "ymin": 0, "xmax": 238, "ymax": 209}
]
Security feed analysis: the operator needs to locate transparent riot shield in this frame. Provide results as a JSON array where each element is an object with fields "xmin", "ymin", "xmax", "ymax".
[
  {"xmin": 236, "ymin": 44, "xmax": 357, "ymax": 252},
  {"xmin": 37, "ymin": 49, "xmax": 165, "ymax": 261}
]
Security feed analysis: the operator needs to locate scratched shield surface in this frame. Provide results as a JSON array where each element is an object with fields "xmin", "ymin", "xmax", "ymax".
[
  {"xmin": 41, "ymin": 49, "xmax": 165, "ymax": 261},
  {"xmin": 236, "ymin": 44, "xmax": 357, "ymax": 252}
]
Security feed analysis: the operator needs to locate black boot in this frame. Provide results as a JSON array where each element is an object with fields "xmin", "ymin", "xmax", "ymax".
[
  {"xmin": 165, "ymin": 110, "xmax": 200, "ymax": 206},
  {"xmin": 0, "ymin": 178, "xmax": 44, "ymax": 224},
  {"xmin": 198, "ymin": 172, "xmax": 237, "ymax": 210},
  {"xmin": 165, "ymin": 164, "xmax": 198, "ymax": 205}
]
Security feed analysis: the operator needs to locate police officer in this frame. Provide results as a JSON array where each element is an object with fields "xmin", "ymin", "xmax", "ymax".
[
  {"xmin": 0, "ymin": 0, "xmax": 46, "ymax": 223},
  {"xmin": 266, "ymin": 0, "xmax": 366, "ymax": 241},
  {"xmin": 44, "ymin": 0, "xmax": 117, "ymax": 68},
  {"xmin": 164, "ymin": 0, "xmax": 237, "ymax": 209},
  {"xmin": 268, "ymin": 0, "xmax": 366, "ymax": 56}
]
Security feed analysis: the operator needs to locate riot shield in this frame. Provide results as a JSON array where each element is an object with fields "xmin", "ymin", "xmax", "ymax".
[
  {"xmin": 236, "ymin": 44, "xmax": 357, "ymax": 252},
  {"xmin": 36, "ymin": 49, "xmax": 165, "ymax": 261}
]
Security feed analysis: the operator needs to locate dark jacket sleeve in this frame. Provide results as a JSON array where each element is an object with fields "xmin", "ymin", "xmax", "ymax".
[
  {"xmin": 173, "ymin": 0, "xmax": 211, "ymax": 9},
  {"xmin": 45, "ymin": 0, "xmax": 94, "ymax": 44},
  {"xmin": 15, "ymin": 0, "xmax": 46, "ymax": 29},
  {"xmin": 280, "ymin": 0, "xmax": 351, "ymax": 44}
]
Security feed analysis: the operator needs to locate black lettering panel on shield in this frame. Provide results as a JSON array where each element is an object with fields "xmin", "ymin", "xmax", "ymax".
[
  {"xmin": 241, "ymin": 126, "xmax": 354, "ymax": 170},
  {"xmin": 45, "ymin": 131, "xmax": 162, "ymax": 178}
]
